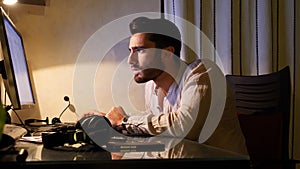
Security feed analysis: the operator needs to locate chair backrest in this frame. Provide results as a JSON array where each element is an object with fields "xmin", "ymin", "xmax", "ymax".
[{"xmin": 225, "ymin": 66, "xmax": 291, "ymax": 168}]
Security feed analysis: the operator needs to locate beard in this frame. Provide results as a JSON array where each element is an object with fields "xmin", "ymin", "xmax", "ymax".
[{"xmin": 134, "ymin": 68, "xmax": 163, "ymax": 83}]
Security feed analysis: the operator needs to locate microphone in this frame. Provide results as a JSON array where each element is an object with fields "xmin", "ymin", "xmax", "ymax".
[{"xmin": 52, "ymin": 96, "xmax": 71, "ymax": 124}]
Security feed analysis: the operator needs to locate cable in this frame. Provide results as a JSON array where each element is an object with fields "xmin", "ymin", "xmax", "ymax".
[{"xmin": 10, "ymin": 106, "xmax": 33, "ymax": 135}]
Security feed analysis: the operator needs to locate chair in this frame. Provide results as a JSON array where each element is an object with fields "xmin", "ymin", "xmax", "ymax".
[{"xmin": 225, "ymin": 66, "xmax": 292, "ymax": 169}]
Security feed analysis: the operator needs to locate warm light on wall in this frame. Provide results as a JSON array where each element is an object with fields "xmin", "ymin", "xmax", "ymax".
[{"xmin": 3, "ymin": 0, "xmax": 18, "ymax": 5}]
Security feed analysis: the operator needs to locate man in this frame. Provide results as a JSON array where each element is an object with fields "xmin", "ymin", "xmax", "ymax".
[{"xmin": 95, "ymin": 17, "xmax": 248, "ymax": 155}]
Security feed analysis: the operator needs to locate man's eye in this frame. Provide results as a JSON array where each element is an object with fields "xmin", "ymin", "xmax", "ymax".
[{"xmin": 136, "ymin": 48, "xmax": 145, "ymax": 53}]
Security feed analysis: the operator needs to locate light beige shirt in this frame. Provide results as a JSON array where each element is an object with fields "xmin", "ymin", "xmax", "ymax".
[{"xmin": 125, "ymin": 59, "xmax": 248, "ymax": 155}]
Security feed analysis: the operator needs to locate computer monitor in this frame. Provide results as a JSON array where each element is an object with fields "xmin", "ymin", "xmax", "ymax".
[{"xmin": 0, "ymin": 7, "xmax": 35, "ymax": 110}]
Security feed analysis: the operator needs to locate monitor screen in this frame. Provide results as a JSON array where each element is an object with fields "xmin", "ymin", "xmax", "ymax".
[{"xmin": 0, "ymin": 7, "xmax": 35, "ymax": 110}]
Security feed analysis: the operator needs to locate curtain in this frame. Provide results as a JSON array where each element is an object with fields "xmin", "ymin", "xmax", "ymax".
[{"xmin": 164, "ymin": 0, "xmax": 299, "ymax": 160}]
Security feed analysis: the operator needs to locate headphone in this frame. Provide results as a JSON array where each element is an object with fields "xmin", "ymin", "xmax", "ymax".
[{"xmin": 42, "ymin": 115, "xmax": 112, "ymax": 150}]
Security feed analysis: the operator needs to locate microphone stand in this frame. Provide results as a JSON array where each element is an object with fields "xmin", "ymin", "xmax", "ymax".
[{"xmin": 51, "ymin": 96, "xmax": 70, "ymax": 124}]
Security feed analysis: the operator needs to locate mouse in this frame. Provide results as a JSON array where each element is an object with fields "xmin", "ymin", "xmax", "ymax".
[{"xmin": 16, "ymin": 148, "xmax": 28, "ymax": 163}]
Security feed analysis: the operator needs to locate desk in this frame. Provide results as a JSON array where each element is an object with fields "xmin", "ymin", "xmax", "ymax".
[{"xmin": 1, "ymin": 136, "xmax": 250, "ymax": 169}]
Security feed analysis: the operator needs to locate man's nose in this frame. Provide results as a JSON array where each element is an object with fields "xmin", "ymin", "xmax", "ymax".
[{"xmin": 128, "ymin": 51, "xmax": 137, "ymax": 65}]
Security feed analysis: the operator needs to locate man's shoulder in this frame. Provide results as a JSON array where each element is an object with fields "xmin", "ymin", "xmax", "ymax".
[
  {"xmin": 180, "ymin": 59, "xmax": 210, "ymax": 85},
  {"xmin": 187, "ymin": 59, "xmax": 202, "ymax": 68},
  {"xmin": 186, "ymin": 59, "xmax": 207, "ymax": 74}
]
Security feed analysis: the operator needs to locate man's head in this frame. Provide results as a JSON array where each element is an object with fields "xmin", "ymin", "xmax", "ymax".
[
  {"xmin": 129, "ymin": 17, "xmax": 181, "ymax": 57},
  {"xmin": 128, "ymin": 17, "xmax": 182, "ymax": 83}
]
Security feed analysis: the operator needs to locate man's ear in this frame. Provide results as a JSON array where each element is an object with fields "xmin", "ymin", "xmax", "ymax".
[
  {"xmin": 164, "ymin": 46, "xmax": 175, "ymax": 54},
  {"xmin": 161, "ymin": 46, "xmax": 175, "ymax": 63},
  {"xmin": 161, "ymin": 46, "xmax": 175, "ymax": 58}
]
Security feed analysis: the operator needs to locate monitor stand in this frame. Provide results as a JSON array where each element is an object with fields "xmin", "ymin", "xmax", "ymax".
[
  {"xmin": 4, "ymin": 105, "xmax": 12, "ymax": 124},
  {"xmin": 5, "ymin": 111, "xmax": 11, "ymax": 124}
]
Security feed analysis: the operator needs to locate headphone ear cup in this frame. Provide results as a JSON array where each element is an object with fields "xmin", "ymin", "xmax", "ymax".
[
  {"xmin": 42, "ymin": 115, "xmax": 112, "ymax": 149},
  {"xmin": 42, "ymin": 130, "xmax": 89, "ymax": 149}
]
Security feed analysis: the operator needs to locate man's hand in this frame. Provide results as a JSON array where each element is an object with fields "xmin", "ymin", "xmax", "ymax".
[
  {"xmin": 105, "ymin": 106, "xmax": 126, "ymax": 127},
  {"xmin": 78, "ymin": 110, "xmax": 106, "ymax": 121}
]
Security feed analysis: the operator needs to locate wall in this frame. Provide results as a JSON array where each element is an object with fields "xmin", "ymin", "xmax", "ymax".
[{"xmin": 4, "ymin": 0, "xmax": 160, "ymax": 123}]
